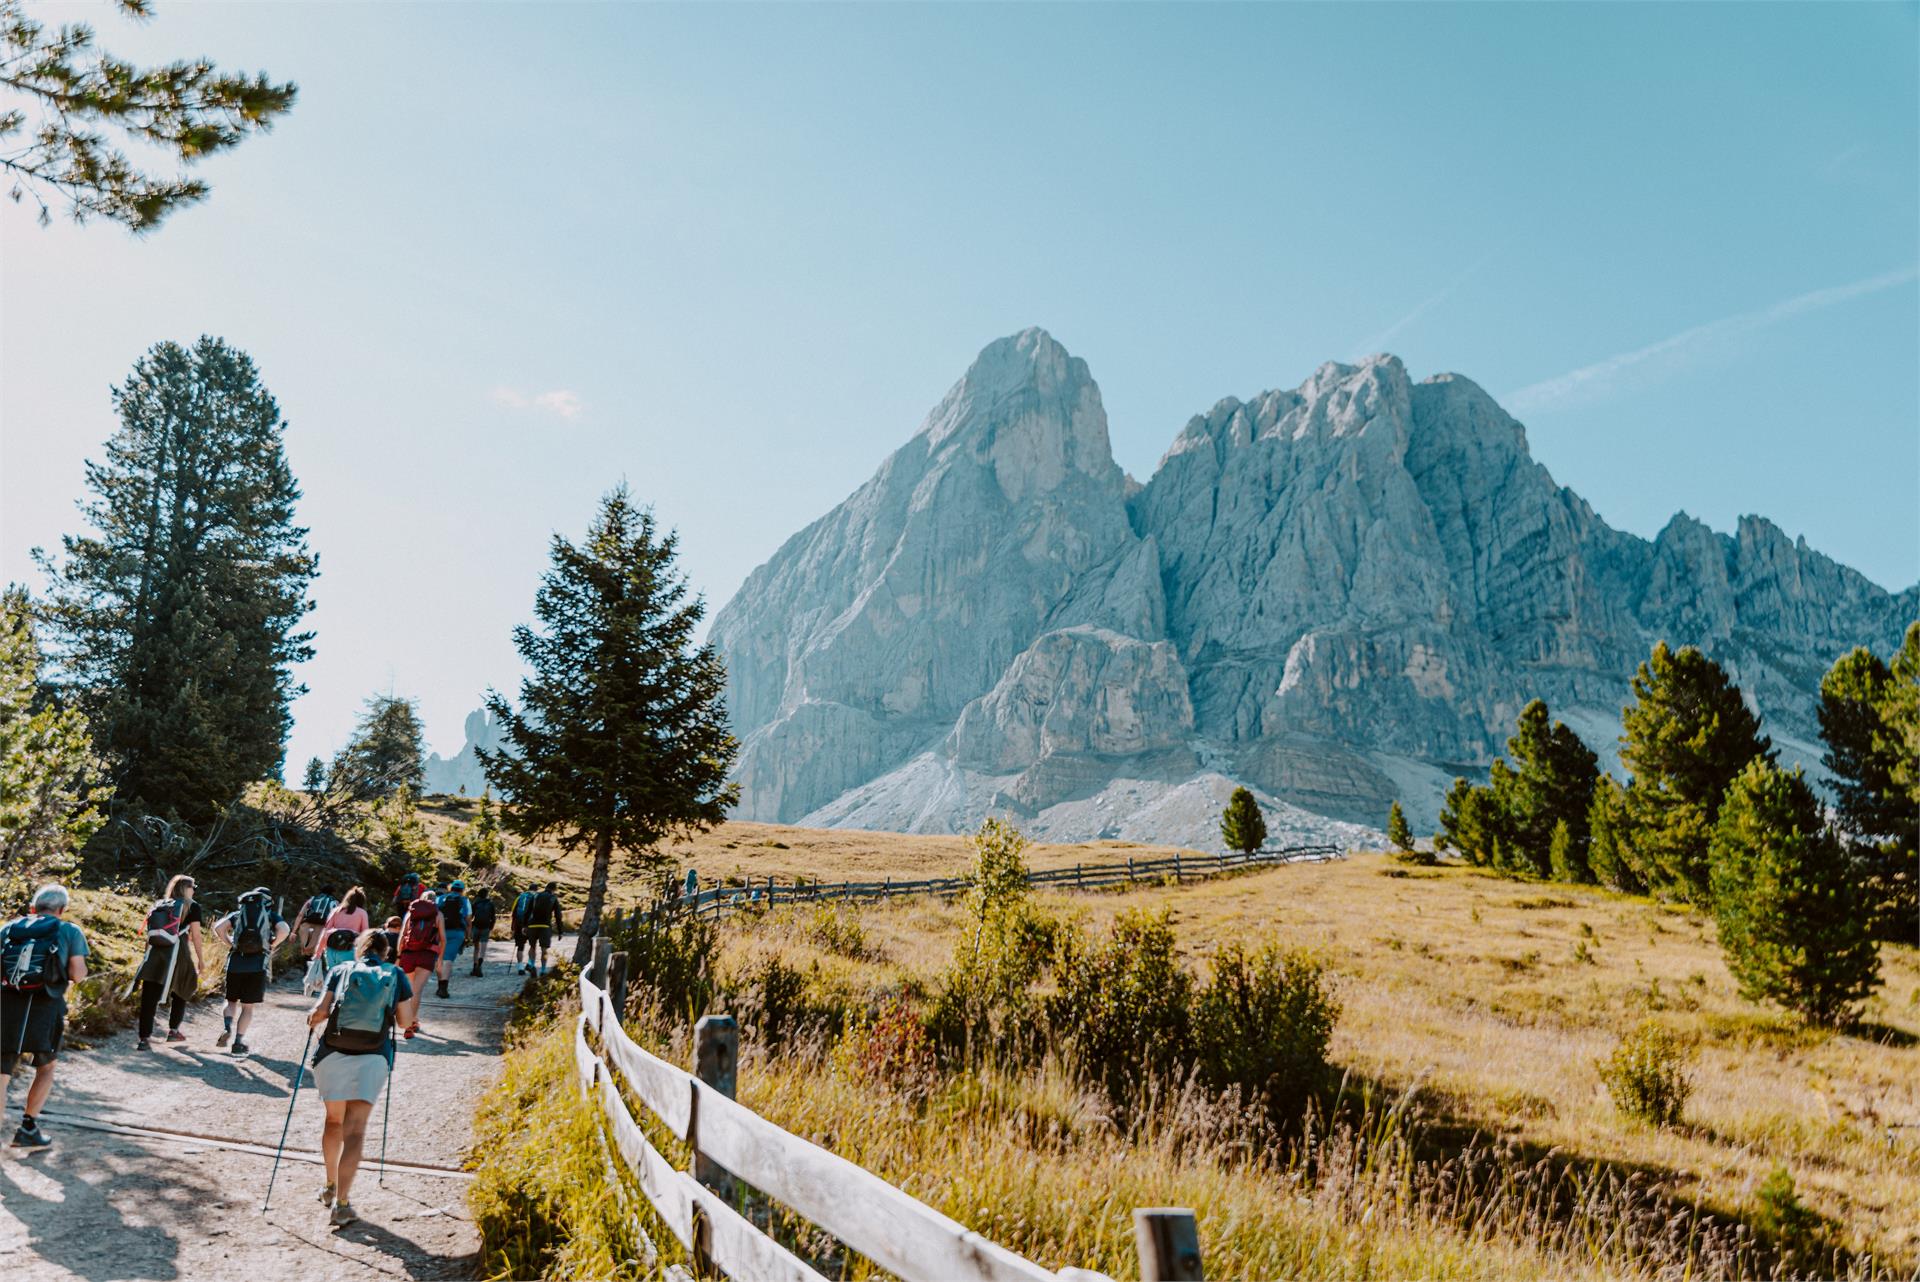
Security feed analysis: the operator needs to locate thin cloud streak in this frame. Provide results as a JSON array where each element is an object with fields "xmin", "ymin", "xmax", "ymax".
[
  {"xmin": 1507, "ymin": 266, "xmax": 1918, "ymax": 414},
  {"xmin": 490, "ymin": 385, "xmax": 584, "ymax": 419},
  {"xmin": 1349, "ymin": 254, "xmax": 1493, "ymax": 360}
]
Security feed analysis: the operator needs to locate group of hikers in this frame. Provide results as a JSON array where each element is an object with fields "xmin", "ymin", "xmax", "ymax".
[{"xmin": 0, "ymin": 872, "xmax": 568, "ymax": 1229}]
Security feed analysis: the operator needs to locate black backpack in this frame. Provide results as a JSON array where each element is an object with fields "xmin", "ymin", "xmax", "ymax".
[
  {"xmin": 302, "ymin": 894, "xmax": 337, "ymax": 925},
  {"xmin": 232, "ymin": 895, "xmax": 271, "ymax": 957},
  {"xmin": 145, "ymin": 898, "xmax": 187, "ymax": 943},
  {"xmin": 470, "ymin": 897, "xmax": 496, "ymax": 930},
  {"xmin": 526, "ymin": 891, "xmax": 557, "ymax": 928},
  {"xmin": 436, "ymin": 892, "xmax": 467, "ymax": 930},
  {"xmin": 1, "ymin": 916, "xmax": 65, "ymax": 993}
]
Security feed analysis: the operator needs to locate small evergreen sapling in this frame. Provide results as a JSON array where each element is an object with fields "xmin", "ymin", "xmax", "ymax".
[{"xmin": 1220, "ymin": 786, "xmax": 1267, "ymax": 856}]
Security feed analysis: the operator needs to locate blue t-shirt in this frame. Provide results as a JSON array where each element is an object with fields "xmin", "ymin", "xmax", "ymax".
[
  {"xmin": 437, "ymin": 893, "xmax": 469, "ymax": 933},
  {"xmin": 3, "ymin": 915, "xmax": 88, "ymax": 999}
]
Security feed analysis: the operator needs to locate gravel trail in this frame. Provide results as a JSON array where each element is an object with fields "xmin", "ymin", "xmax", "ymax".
[{"xmin": 0, "ymin": 935, "xmax": 556, "ymax": 1281}]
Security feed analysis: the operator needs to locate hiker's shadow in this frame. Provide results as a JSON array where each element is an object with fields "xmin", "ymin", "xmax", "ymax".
[
  {"xmin": 0, "ymin": 1144, "xmax": 184, "ymax": 1280},
  {"xmin": 332, "ymin": 1216, "xmax": 475, "ymax": 1279},
  {"xmin": 167, "ymin": 1049, "xmax": 298, "ymax": 1097}
]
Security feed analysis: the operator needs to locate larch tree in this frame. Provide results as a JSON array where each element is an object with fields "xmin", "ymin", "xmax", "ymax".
[
  {"xmin": 1220, "ymin": 786, "xmax": 1267, "ymax": 856},
  {"xmin": 36, "ymin": 336, "xmax": 316, "ymax": 823},
  {"xmin": 479, "ymin": 485, "xmax": 738, "ymax": 963},
  {"xmin": 1617, "ymin": 642, "xmax": 1771, "ymax": 902},
  {"xmin": 330, "ymin": 694, "xmax": 427, "ymax": 803},
  {"xmin": 2, "ymin": 0, "xmax": 296, "ymax": 230}
]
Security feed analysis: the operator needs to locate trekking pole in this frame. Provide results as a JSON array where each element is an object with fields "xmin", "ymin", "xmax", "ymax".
[
  {"xmin": 262, "ymin": 1023, "xmax": 316, "ymax": 1213},
  {"xmin": 379, "ymin": 1031, "xmax": 394, "ymax": 1187}
]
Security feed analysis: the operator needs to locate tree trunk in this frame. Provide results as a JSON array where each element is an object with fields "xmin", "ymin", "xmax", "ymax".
[{"xmin": 573, "ymin": 828, "xmax": 613, "ymax": 964}]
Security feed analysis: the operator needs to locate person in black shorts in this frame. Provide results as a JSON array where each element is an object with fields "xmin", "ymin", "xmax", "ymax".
[
  {"xmin": 467, "ymin": 888, "xmax": 497, "ymax": 977},
  {"xmin": 1, "ymin": 884, "xmax": 91, "ymax": 1149},
  {"xmin": 521, "ymin": 882, "xmax": 562, "ymax": 975},
  {"xmin": 212, "ymin": 887, "xmax": 290, "ymax": 1056}
]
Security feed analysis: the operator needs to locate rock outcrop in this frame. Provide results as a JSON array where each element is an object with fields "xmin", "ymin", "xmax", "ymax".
[
  {"xmin": 423, "ymin": 706, "xmax": 506, "ymax": 797},
  {"xmin": 710, "ymin": 330, "xmax": 1916, "ymax": 848}
]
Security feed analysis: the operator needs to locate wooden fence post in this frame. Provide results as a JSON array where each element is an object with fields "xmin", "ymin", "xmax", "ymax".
[
  {"xmin": 1128, "ymin": 856, "xmax": 1135, "ymax": 884},
  {"xmin": 607, "ymin": 951, "xmax": 628, "ymax": 1025},
  {"xmin": 1173, "ymin": 852, "xmax": 1183, "ymax": 883},
  {"xmin": 692, "ymin": 1014, "xmax": 739, "ymax": 1196},
  {"xmin": 767, "ymin": 875, "xmax": 776, "ymax": 908},
  {"xmin": 1075, "ymin": 863, "xmax": 1083, "ymax": 889},
  {"xmin": 1134, "ymin": 1208, "xmax": 1203, "ymax": 1281},
  {"xmin": 590, "ymin": 934, "xmax": 611, "ymax": 987}
]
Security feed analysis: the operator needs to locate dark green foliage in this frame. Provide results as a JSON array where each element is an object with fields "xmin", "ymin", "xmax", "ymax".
[
  {"xmin": 480, "ymin": 485, "xmax": 739, "ymax": 964},
  {"xmin": 1618, "ymin": 643, "xmax": 1772, "ymax": 902},
  {"xmin": 1385, "ymin": 801, "xmax": 1414, "ymax": 853},
  {"xmin": 1192, "ymin": 943, "xmax": 1337, "ymax": 1126},
  {"xmin": 299, "ymin": 756, "xmax": 326, "ymax": 794},
  {"xmin": 1596, "ymin": 1019, "xmax": 1692, "ymax": 1127},
  {"xmin": 37, "ymin": 337, "xmax": 317, "ymax": 823},
  {"xmin": 1753, "ymin": 1166, "xmax": 1820, "ymax": 1262},
  {"xmin": 1049, "ymin": 908, "xmax": 1193, "ymax": 1112},
  {"xmin": 1502, "ymin": 700, "xmax": 1600, "ymax": 879},
  {"xmin": 605, "ymin": 908, "xmax": 719, "ymax": 1031},
  {"xmin": 1, "ymin": 0, "xmax": 296, "ymax": 230},
  {"xmin": 329, "ymin": 694, "xmax": 426, "ymax": 802},
  {"xmin": 1586, "ymin": 777, "xmax": 1641, "ymax": 893},
  {"xmin": 929, "ymin": 817, "xmax": 1058, "ymax": 1059},
  {"xmin": 1709, "ymin": 760, "xmax": 1879, "ymax": 1026},
  {"xmin": 1547, "ymin": 819, "xmax": 1580, "ymax": 883},
  {"xmin": 1220, "ymin": 786, "xmax": 1266, "ymax": 856},
  {"xmin": 1818, "ymin": 635, "xmax": 1918, "ymax": 940}
]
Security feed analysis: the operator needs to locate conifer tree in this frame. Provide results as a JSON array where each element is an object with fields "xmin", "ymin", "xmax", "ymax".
[
  {"xmin": 1386, "ymin": 801, "xmax": 1413, "ymax": 852},
  {"xmin": 1709, "ymin": 760, "xmax": 1879, "ymax": 1026},
  {"xmin": 37, "ymin": 337, "xmax": 317, "ymax": 822},
  {"xmin": 1618, "ymin": 643, "xmax": 1771, "ymax": 902},
  {"xmin": 1548, "ymin": 818, "xmax": 1580, "ymax": 883},
  {"xmin": 480, "ymin": 485, "xmax": 738, "ymax": 961},
  {"xmin": 1818, "ymin": 634, "xmax": 1918, "ymax": 939},
  {"xmin": 0, "ymin": 591, "xmax": 110, "ymax": 902},
  {"xmin": 331, "ymin": 694, "xmax": 426, "ymax": 802},
  {"xmin": 1586, "ymin": 776, "xmax": 1640, "ymax": 893},
  {"xmin": 1220, "ymin": 786, "xmax": 1266, "ymax": 856},
  {"xmin": 300, "ymin": 756, "xmax": 326, "ymax": 794},
  {"xmin": 1498, "ymin": 699, "xmax": 1600, "ymax": 878}
]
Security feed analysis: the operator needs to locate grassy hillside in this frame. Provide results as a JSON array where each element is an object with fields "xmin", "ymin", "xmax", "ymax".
[{"xmin": 470, "ymin": 817, "xmax": 1919, "ymax": 1277}]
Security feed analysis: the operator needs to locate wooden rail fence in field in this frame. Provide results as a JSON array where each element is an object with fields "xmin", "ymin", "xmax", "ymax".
[
  {"xmin": 666, "ymin": 841, "xmax": 1345, "ymax": 920},
  {"xmin": 573, "ymin": 966, "xmax": 1206, "ymax": 1281}
]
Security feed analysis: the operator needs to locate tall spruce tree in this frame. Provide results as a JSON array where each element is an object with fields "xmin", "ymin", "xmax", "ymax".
[
  {"xmin": 331, "ymin": 694, "xmax": 427, "ymax": 802},
  {"xmin": 1617, "ymin": 643, "xmax": 1771, "ymax": 902},
  {"xmin": 1709, "ymin": 759, "xmax": 1879, "ymax": 1026},
  {"xmin": 1496, "ymin": 699, "xmax": 1600, "ymax": 879},
  {"xmin": 1819, "ymin": 633, "xmax": 1919, "ymax": 939},
  {"xmin": 1220, "ymin": 786, "xmax": 1267, "ymax": 856},
  {"xmin": 37, "ymin": 337, "xmax": 317, "ymax": 823},
  {"xmin": 480, "ymin": 485, "xmax": 738, "ymax": 961},
  {"xmin": 1586, "ymin": 776, "xmax": 1640, "ymax": 893}
]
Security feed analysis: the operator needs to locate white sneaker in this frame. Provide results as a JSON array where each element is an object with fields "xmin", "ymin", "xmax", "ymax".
[{"xmin": 330, "ymin": 1201, "xmax": 357, "ymax": 1227}]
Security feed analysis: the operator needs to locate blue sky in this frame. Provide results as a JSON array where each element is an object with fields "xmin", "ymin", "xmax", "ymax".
[{"xmin": 3, "ymin": 2, "xmax": 1915, "ymax": 776}]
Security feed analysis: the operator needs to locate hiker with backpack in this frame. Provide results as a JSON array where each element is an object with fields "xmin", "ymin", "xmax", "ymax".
[
  {"xmin": 390, "ymin": 872, "xmax": 422, "ymax": 919},
  {"xmin": 467, "ymin": 887, "xmax": 497, "ymax": 977},
  {"xmin": 0, "ymin": 885, "xmax": 90, "ymax": 1150},
  {"xmin": 212, "ymin": 888, "xmax": 290, "ymax": 1056},
  {"xmin": 394, "ymin": 890, "xmax": 443, "ymax": 1039},
  {"xmin": 521, "ymin": 881, "xmax": 563, "ymax": 975},
  {"xmin": 433, "ymin": 880, "xmax": 470, "ymax": 999},
  {"xmin": 306, "ymin": 929, "xmax": 410, "ymax": 1227},
  {"xmin": 133, "ymin": 874, "xmax": 204, "ymax": 1050},
  {"xmin": 309, "ymin": 887, "xmax": 371, "ymax": 958},
  {"xmin": 294, "ymin": 888, "xmax": 339, "ymax": 955},
  {"xmin": 509, "ymin": 887, "xmax": 534, "ymax": 971}
]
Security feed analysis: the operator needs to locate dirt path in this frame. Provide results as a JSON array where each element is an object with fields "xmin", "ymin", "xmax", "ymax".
[{"xmin": 0, "ymin": 935, "xmax": 562, "ymax": 1281}]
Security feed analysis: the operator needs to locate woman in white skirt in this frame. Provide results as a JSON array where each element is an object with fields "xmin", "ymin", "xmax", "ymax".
[{"xmin": 305, "ymin": 929, "xmax": 411, "ymax": 1226}]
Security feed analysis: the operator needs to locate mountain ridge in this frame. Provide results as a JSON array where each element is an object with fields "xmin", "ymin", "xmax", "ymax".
[{"xmin": 709, "ymin": 329, "xmax": 1914, "ymax": 849}]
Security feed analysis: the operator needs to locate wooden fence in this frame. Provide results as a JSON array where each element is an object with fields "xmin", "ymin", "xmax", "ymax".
[
  {"xmin": 665, "ymin": 842, "xmax": 1344, "ymax": 920},
  {"xmin": 574, "ymin": 963, "xmax": 1206, "ymax": 1281}
]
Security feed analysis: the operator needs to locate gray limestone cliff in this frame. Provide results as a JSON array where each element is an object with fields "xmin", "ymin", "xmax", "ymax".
[{"xmin": 710, "ymin": 331, "xmax": 1916, "ymax": 848}]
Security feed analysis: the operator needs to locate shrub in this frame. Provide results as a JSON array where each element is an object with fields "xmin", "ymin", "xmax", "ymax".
[
  {"xmin": 1597, "ymin": 1019, "xmax": 1693, "ymax": 1127},
  {"xmin": 1386, "ymin": 802, "xmax": 1415, "ymax": 854},
  {"xmin": 1192, "ymin": 942, "xmax": 1338, "ymax": 1127},
  {"xmin": 1753, "ymin": 1165, "xmax": 1820, "ymax": 1260},
  {"xmin": 844, "ymin": 995, "xmax": 937, "ymax": 1099},
  {"xmin": 929, "ymin": 818, "xmax": 1060, "ymax": 1060},
  {"xmin": 607, "ymin": 908, "xmax": 720, "ymax": 1030},
  {"xmin": 1049, "ymin": 907, "xmax": 1192, "ymax": 1112},
  {"xmin": 1709, "ymin": 759, "xmax": 1880, "ymax": 1026},
  {"xmin": 736, "ymin": 955, "xmax": 838, "ymax": 1047},
  {"xmin": 806, "ymin": 905, "xmax": 870, "ymax": 959}
]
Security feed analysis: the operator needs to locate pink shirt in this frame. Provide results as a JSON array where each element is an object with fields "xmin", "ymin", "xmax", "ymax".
[{"xmin": 310, "ymin": 905, "xmax": 371, "ymax": 955}]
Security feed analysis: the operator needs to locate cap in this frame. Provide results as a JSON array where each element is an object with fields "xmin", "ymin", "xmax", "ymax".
[{"xmin": 451, "ymin": 879, "xmax": 466, "ymax": 891}]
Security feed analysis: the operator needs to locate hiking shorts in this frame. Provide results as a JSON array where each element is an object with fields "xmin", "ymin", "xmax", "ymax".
[
  {"xmin": 314, "ymin": 1049, "xmax": 391, "ymax": 1103},
  {"xmin": 224, "ymin": 969, "xmax": 267, "ymax": 1004},
  {"xmin": 0, "ymin": 990, "xmax": 66, "ymax": 1073},
  {"xmin": 398, "ymin": 951, "xmax": 436, "ymax": 975},
  {"xmin": 525, "ymin": 925, "xmax": 552, "ymax": 950},
  {"xmin": 442, "ymin": 929, "xmax": 466, "ymax": 962}
]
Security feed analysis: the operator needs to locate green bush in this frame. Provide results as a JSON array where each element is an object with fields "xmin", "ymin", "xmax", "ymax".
[
  {"xmin": 1192, "ymin": 942, "xmax": 1338, "ymax": 1126},
  {"xmin": 606, "ymin": 909, "xmax": 720, "ymax": 1030},
  {"xmin": 1753, "ymin": 1165, "xmax": 1820, "ymax": 1261},
  {"xmin": 928, "ymin": 818, "xmax": 1061, "ymax": 1060},
  {"xmin": 1048, "ymin": 907, "xmax": 1192, "ymax": 1112},
  {"xmin": 735, "ymin": 954, "xmax": 839, "ymax": 1047},
  {"xmin": 1596, "ymin": 1019, "xmax": 1693, "ymax": 1127},
  {"xmin": 806, "ymin": 905, "xmax": 871, "ymax": 959}
]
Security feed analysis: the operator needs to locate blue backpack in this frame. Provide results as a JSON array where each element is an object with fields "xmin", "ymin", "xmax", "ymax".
[{"xmin": 323, "ymin": 960, "xmax": 399, "ymax": 1053}]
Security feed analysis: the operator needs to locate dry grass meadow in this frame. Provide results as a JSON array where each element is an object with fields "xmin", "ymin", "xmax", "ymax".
[{"xmin": 440, "ymin": 805, "xmax": 1920, "ymax": 1276}]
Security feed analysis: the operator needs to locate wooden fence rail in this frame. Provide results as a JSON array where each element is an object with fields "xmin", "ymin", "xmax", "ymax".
[
  {"xmin": 658, "ymin": 842, "xmax": 1343, "ymax": 922},
  {"xmin": 574, "ymin": 966, "xmax": 1204, "ymax": 1281}
]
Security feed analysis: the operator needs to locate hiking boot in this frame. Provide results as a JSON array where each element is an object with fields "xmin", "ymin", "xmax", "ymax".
[
  {"xmin": 10, "ymin": 1124, "xmax": 51, "ymax": 1150},
  {"xmin": 329, "ymin": 1201, "xmax": 357, "ymax": 1228},
  {"xmin": 229, "ymin": 1038, "xmax": 249, "ymax": 1057},
  {"xmin": 318, "ymin": 1182, "xmax": 335, "ymax": 1207},
  {"xmin": 436, "ymin": 980, "xmax": 450, "ymax": 999},
  {"xmin": 137, "ymin": 1037, "xmax": 153, "ymax": 1051},
  {"xmin": 165, "ymin": 1029, "xmax": 186, "ymax": 1044},
  {"xmin": 215, "ymin": 1029, "xmax": 231, "ymax": 1047}
]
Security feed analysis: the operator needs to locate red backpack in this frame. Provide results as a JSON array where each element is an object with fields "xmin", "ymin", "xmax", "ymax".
[{"xmin": 399, "ymin": 899, "xmax": 441, "ymax": 955}]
